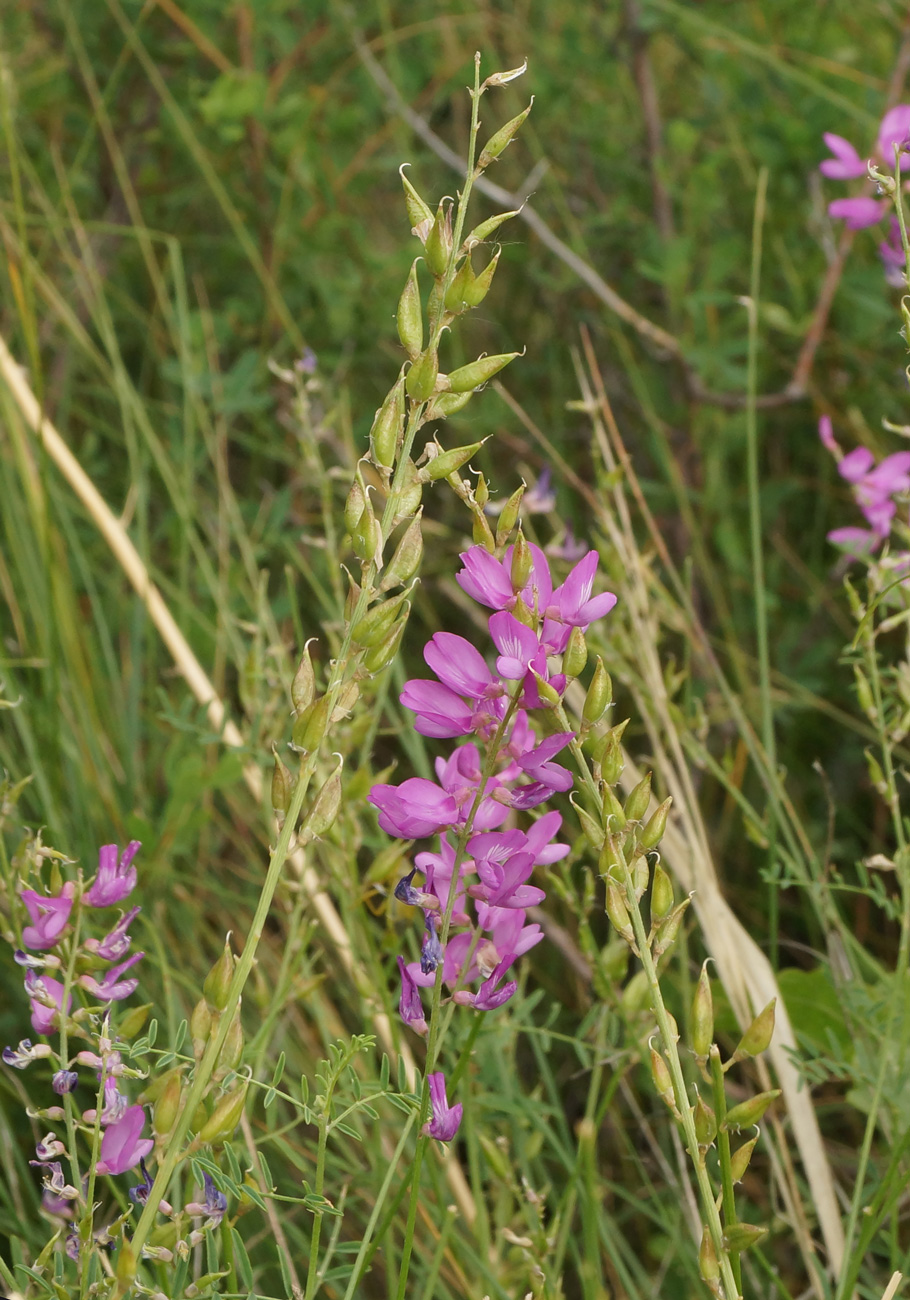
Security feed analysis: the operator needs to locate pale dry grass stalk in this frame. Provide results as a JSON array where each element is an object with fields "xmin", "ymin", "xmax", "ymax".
[{"xmin": 0, "ymin": 331, "xmax": 475, "ymax": 1223}]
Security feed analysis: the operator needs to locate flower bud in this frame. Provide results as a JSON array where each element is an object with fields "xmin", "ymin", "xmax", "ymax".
[
  {"xmin": 400, "ymin": 166, "xmax": 433, "ymax": 241},
  {"xmin": 510, "ymin": 531, "xmax": 533, "ymax": 590},
  {"xmin": 562, "ymin": 626, "xmax": 588, "ymax": 678},
  {"xmin": 369, "ymin": 372, "xmax": 406, "ymax": 472},
  {"xmin": 406, "ymin": 349, "xmax": 439, "ymax": 402},
  {"xmin": 650, "ymin": 863, "xmax": 674, "ymax": 924},
  {"xmin": 362, "ymin": 613, "xmax": 408, "ymax": 673},
  {"xmin": 418, "ymin": 440, "xmax": 484, "ymax": 483},
  {"xmin": 624, "ymin": 773, "xmax": 652, "ymax": 823},
  {"xmin": 271, "ymin": 747, "xmax": 293, "ymax": 816},
  {"xmin": 204, "ymin": 939, "xmax": 235, "ymax": 1012},
  {"xmin": 427, "ymin": 389, "xmax": 474, "ymax": 420},
  {"xmin": 307, "ymin": 762, "xmax": 343, "ymax": 837},
  {"xmin": 474, "ymin": 474, "xmax": 490, "ymax": 508},
  {"xmin": 461, "ymin": 208, "xmax": 521, "ymax": 252},
  {"xmin": 352, "ymin": 589, "xmax": 411, "ymax": 647},
  {"xmin": 446, "ymin": 351, "xmax": 520, "ymax": 394},
  {"xmin": 381, "ymin": 511, "xmax": 424, "ymax": 591},
  {"xmin": 153, "ymin": 1069, "xmax": 184, "ymax": 1139},
  {"xmin": 190, "ymin": 997, "xmax": 212, "ymax": 1061},
  {"xmin": 397, "ymin": 261, "xmax": 423, "ymax": 359},
  {"xmin": 582, "ymin": 658, "xmax": 612, "ymax": 726},
  {"xmin": 724, "ymin": 1089, "xmax": 780, "ymax": 1131},
  {"xmin": 722, "ymin": 1223, "xmax": 768, "ymax": 1253},
  {"xmin": 462, "ymin": 247, "xmax": 501, "ymax": 307},
  {"xmin": 424, "ymin": 201, "xmax": 452, "ymax": 277},
  {"xmin": 476, "ymin": 101, "xmax": 533, "ymax": 171},
  {"xmin": 197, "ymin": 1080, "xmax": 249, "ymax": 1145},
  {"xmin": 691, "ymin": 964, "xmax": 714, "ymax": 1061},
  {"xmin": 605, "ymin": 883, "xmax": 635, "ymax": 945},
  {"xmin": 694, "ymin": 1094, "xmax": 717, "ymax": 1148},
  {"xmin": 291, "ymin": 641, "xmax": 317, "ymax": 713},
  {"xmin": 730, "ymin": 1131, "xmax": 759, "ymax": 1183},
  {"xmin": 496, "ymin": 484, "xmax": 525, "ymax": 548},
  {"xmin": 732, "ymin": 999, "xmax": 776, "ymax": 1060},
  {"xmin": 640, "ymin": 797, "xmax": 672, "ymax": 851}
]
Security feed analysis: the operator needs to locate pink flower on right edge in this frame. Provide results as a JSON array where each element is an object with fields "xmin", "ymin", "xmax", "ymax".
[
  {"xmin": 819, "ymin": 414, "xmax": 910, "ymax": 557},
  {"xmin": 820, "ymin": 105, "xmax": 910, "ymax": 275}
]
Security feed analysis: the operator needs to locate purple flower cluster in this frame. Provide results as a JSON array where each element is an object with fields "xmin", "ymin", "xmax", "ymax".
[
  {"xmin": 369, "ymin": 542, "xmax": 616, "ymax": 1141},
  {"xmin": 820, "ymin": 105, "xmax": 910, "ymax": 280},
  {"xmin": 819, "ymin": 415, "xmax": 910, "ymax": 557}
]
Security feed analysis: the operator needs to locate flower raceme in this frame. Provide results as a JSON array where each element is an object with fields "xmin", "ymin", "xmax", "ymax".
[
  {"xmin": 369, "ymin": 540, "xmax": 616, "ymax": 1141},
  {"xmin": 819, "ymin": 415, "xmax": 910, "ymax": 556}
]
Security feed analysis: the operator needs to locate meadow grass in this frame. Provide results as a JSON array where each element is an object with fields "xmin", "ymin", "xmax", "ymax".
[{"xmin": 2, "ymin": 3, "xmax": 910, "ymax": 1298}]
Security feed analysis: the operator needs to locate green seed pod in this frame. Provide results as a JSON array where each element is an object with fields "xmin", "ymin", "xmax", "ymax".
[
  {"xmin": 307, "ymin": 762, "xmax": 343, "ymax": 837},
  {"xmin": 694, "ymin": 1094, "xmax": 717, "ymax": 1148},
  {"xmin": 381, "ymin": 511, "xmax": 424, "ymax": 591},
  {"xmin": 392, "ymin": 461, "xmax": 424, "ymax": 525},
  {"xmin": 424, "ymin": 201, "xmax": 452, "ymax": 278},
  {"xmin": 724, "ymin": 1089, "xmax": 781, "ymax": 1132},
  {"xmin": 330, "ymin": 679, "xmax": 360, "ymax": 724},
  {"xmin": 733, "ymin": 999, "xmax": 776, "ymax": 1060},
  {"xmin": 650, "ymin": 1045, "xmax": 676, "ymax": 1111},
  {"xmin": 197, "ymin": 1080, "xmax": 249, "ymax": 1146},
  {"xmin": 653, "ymin": 896, "xmax": 690, "ymax": 960},
  {"xmin": 475, "ymin": 473, "xmax": 490, "ymax": 508},
  {"xmin": 476, "ymin": 101, "xmax": 533, "ymax": 171},
  {"xmin": 572, "ymin": 797, "xmax": 605, "ymax": 851},
  {"xmin": 582, "ymin": 658, "xmax": 612, "ymax": 727},
  {"xmin": 605, "ymin": 883, "xmax": 635, "ymax": 945},
  {"xmin": 400, "ymin": 165, "xmax": 433, "ymax": 240},
  {"xmin": 419, "ymin": 440, "xmax": 484, "ymax": 483},
  {"xmin": 153, "ymin": 1069, "xmax": 184, "ymax": 1139},
  {"xmin": 600, "ymin": 721, "xmax": 628, "ymax": 783},
  {"xmin": 462, "ymin": 208, "xmax": 521, "ymax": 252},
  {"xmin": 562, "ymin": 626, "xmax": 588, "ymax": 678},
  {"xmin": 294, "ymin": 693, "xmax": 331, "ymax": 755},
  {"xmin": 369, "ymin": 372, "xmax": 406, "ymax": 471},
  {"xmin": 444, "ymin": 256, "xmax": 475, "ymax": 313},
  {"xmin": 624, "ymin": 773, "xmax": 652, "ymax": 823},
  {"xmin": 350, "ymin": 490, "xmax": 379, "ymax": 563},
  {"xmin": 115, "ymin": 1239, "xmax": 137, "ymax": 1293},
  {"xmin": 362, "ymin": 613, "xmax": 408, "ymax": 673},
  {"xmin": 529, "ymin": 670, "xmax": 561, "ymax": 708},
  {"xmin": 471, "ymin": 509, "xmax": 497, "ymax": 551},
  {"xmin": 397, "ymin": 261, "xmax": 423, "ymax": 359},
  {"xmin": 344, "ymin": 474, "xmax": 366, "ymax": 535},
  {"xmin": 406, "ymin": 349, "xmax": 439, "ymax": 402},
  {"xmin": 117, "ymin": 1002, "xmax": 152, "ymax": 1041},
  {"xmin": 271, "ymin": 746, "xmax": 293, "ymax": 816},
  {"xmin": 446, "ymin": 351, "xmax": 521, "ymax": 394},
  {"xmin": 204, "ymin": 939, "xmax": 235, "ymax": 1012},
  {"xmin": 190, "ymin": 997, "xmax": 212, "ymax": 1061},
  {"xmin": 602, "ymin": 786, "xmax": 626, "ymax": 830},
  {"xmin": 723, "ymin": 1223, "xmax": 768, "ymax": 1254},
  {"xmin": 691, "ymin": 964, "xmax": 714, "ymax": 1061},
  {"xmin": 291, "ymin": 640, "xmax": 316, "ymax": 714},
  {"xmin": 427, "ymin": 388, "xmax": 474, "ymax": 420},
  {"xmin": 698, "ymin": 1228, "xmax": 720, "ymax": 1290},
  {"xmin": 598, "ymin": 833, "xmax": 621, "ymax": 879},
  {"xmin": 352, "ymin": 588, "xmax": 411, "ymax": 648},
  {"xmin": 630, "ymin": 849, "xmax": 650, "ymax": 900},
  {"xmin": 214, "ymin": 1008, "xmax": 244, "ymax": 1080},
  {"xmin": 462, "ymin": 247, "xmax": 501, "ymax": 307},
  {"xmin": 496, "ymin": 484, "xmax": 526, "ymax": 549},
  {"xmin": 729, "ymin": 1132, "xmax": 760, "ymax": 1184},
  {"xmin": 640, "ymin": 797, "xmax": 672, "ymax": 851},
  {"xmin": 620, "ymin": 968, "xmax": 649, "ymax": 1014},
  {"xmin": 510, "ymin": 532, "xmax": 533, "ymax": 590},
  {"xmin": 650, "ymin": 862, "xmax": 674, "ymax": 923}
]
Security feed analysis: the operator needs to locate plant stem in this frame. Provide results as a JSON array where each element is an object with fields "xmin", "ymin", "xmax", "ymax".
[{"xmin": 710, "ymin": 1045, "xmax": 742, "ymax": 1297}]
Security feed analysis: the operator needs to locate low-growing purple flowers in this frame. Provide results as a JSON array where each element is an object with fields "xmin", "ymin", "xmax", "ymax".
[{"xmin": 370, "ymin": 540, "xmax": 616, "ymax": 1141}]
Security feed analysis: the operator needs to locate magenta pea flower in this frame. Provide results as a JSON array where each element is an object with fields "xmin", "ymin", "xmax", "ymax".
[
  {"xmin": 827, "ymin": 196, "xmax": 886, "ymax": 230},
  {"xmin": 84, "ymin": 841, "xmax": 140, "ymax": 908},
  {"xmin": 25, "ymin": 972, "xmax": 72, "ymax": 1036},
  {"xmin": 94, "ymin": 1104, "xmax": 154, "ymax": 1176},
  {"xmin": 84, "ymin": 906, "xmax": 141, "ymax": 962},
  {"xmin": 78, "ymin": 952, "xmax": 144, "ymax": 1003},
  {"xmin": 819, "ymin": 133, "xmax": 867, "ymax": 179},
  {"xmin": 453, "ymin": 954, "xmax": 518, "ymax": 1011},
  {"xmin": 83, "ymin": 1078, "xmax": 129, "ymax": 1127},
  {"xmin": 422, "ymin": 1072, "xmax": 463, "ymax": 1143},
  {"xmin": 878, "ymin": 105, "xmax": 910, "ymax": 160},
  {"xmin": 456, "ymin": 543, "xmax": 552, "ymax": 613},
  {"xmin": 489, "ymin": 611, "xmax": 541, "ymax": 680},
  {"xmin": 397, "ymin": 956, "xmax": 428, "ymax": 1034},
  {"xmin": 542, "ymin": 550, "xmax": 617, "ymax": 652},
  {"xmin": 368, "ymin": 779, "xmax": 458, "ymax": 839},
  {"xmin": 516, "ymin": 733, "xmax": 575, "ymax": 792},
  {"xmin": 21, "ymin": 884, "xmax": 75, "ymax": 951}
]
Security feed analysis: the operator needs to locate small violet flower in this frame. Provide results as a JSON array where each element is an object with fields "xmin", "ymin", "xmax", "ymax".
[
  {"xmin": 84, "ymin": 841, "xmax": 140, "ymax": 908},
  {"xmin": 25, "ymin": 972, "xmax": 72, "ymax": 1036},
  {"xmin": 94, "ymin": 1105, "xmax": 154, "ymax": 1176},
  {"xmin": 397, "ymin": 956, "xmax": 428, "ymax": 1035},
  {"xmin": 368, "ymin": 778, "xmax": 458, "ymax": 839},
  {"xmin": 20, "ymin": 883, "xmax": 75, "ymax": 951},
  {"xmin": 185, "ymin": 1172, "xmax": 228, "ymax": 1226},
  {"xmin": 52, "ymin": 1070, "xmax": 79, "ymax": 1095},
  {"xmin": 78, "ymin": 952, "xmax": 144, "ymax": 1003},
  {"xmin": 422, "ymin": 1071, "xmax": 463, "ymax": 1143}
]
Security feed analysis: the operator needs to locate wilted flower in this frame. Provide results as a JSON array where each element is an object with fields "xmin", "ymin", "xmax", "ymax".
[
  {"xmin": 421, "ymin": 1071, "xmax": 463, "ymax": 1142},
  {"xmin": 52, "ymin": 1070, "xmax": 79, "ymax": 1095},
  {"xmin": 25, "ymin": 972, "xmax": 72, "ymax": 1036},
  {"xmin": 185, "ymin": 1172, "xmax": 228, "ymax": 1226}
]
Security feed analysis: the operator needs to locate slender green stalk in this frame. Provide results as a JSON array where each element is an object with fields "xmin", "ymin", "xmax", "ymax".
[
  {"xmin": 305, "ymin": 1075, "xmax": 337, "ymax": 1299},
  {"xmin": 710, "ymin": 1046, "xmax": 742, "ymax": 1297},
  {"xmin": 340, "ymin": 1112, "xmax": 417, "ymax": 1300}
]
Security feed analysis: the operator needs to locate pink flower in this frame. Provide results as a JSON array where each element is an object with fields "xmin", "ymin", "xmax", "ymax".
[
  {"xmin": 453, "ymin": 954, "xmax": 518, "ymax": 1011},
  {"xmin": 542, "ymin": 550, "xmax": 617, "ymax": 652},
  {"xmin": 422, "ymin": 1072, "xmax": 462, "ymax": 1142},
  {"xmin": 84, "ymin": 841, "xmax": 140, "ymax": 908},
  {"xmin": 878, "ymin": 105, "xmax": 910, "ymax": 160},
  {"xmin": 21, "ymin": 884, "xmax": 75, "ymax": 950},
  {"xmin": 819, "ymin": 132, "xmax": 867, "ymax": 179},
  {"xmin": 489, "ymin": 611, "xmax": 541, "ymax": 680},
  {"xmin": 25, "ymin": 972, "xmax": 72, "ymax": 1035},
  {"xmin": 828, "ymin": 196, "xmax": 887, "ymax": 230},
  {"xmin": 78, "ymin": 952, "xmax": 144, "ymax": 1003},
  {"xmin": 368, "ymin": 779, "xmax": 458, "ymax": 839},
  {"xmin": 456, "ymin": 543, "xmax": 552, "ymax": 613},
  {"xmin": 397, "ymin": 956, "xmax": 428, "ymax": 1034},
  {"xmin": 94, "ymin": 1105, "xmax": 154, "ymax": 1176}
]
